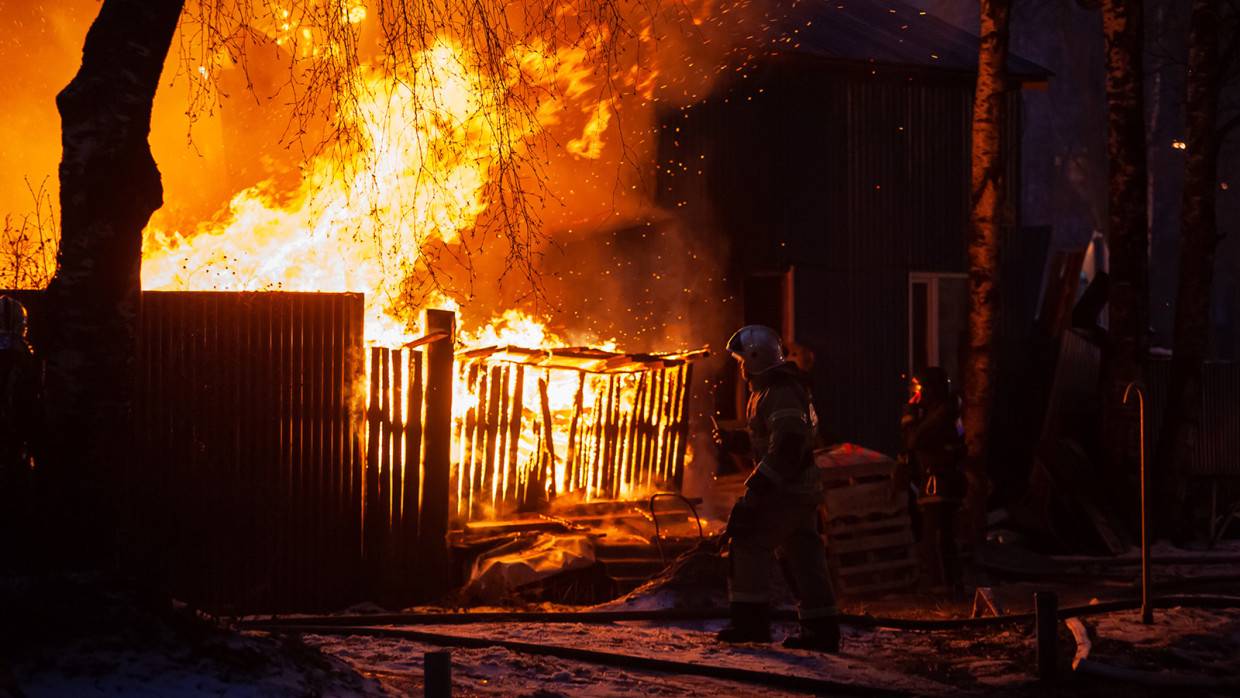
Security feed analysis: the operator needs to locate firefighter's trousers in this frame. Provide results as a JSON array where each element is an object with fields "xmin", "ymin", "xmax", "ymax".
[{"xmin": 727, "ymin": 491, "xmax": 839, "ymax": 619}]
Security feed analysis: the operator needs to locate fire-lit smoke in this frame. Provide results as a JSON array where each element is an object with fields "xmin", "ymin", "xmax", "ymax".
[
  {"xmin": 142, "ymin": 34, "xmax": 624, "ymax": 346},
  {"xmin": 1, "ymin": 1, "xmax": 806, "ymax": 344},
  {"xmin": 1, "ymin": 0, "xmax": 821, "ymax": 513}
]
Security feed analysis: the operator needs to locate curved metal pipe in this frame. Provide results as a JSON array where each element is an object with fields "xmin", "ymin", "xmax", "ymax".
[{"xmin": 1122, "ymin": 382, "xmax": 1152, "ymax": 624}]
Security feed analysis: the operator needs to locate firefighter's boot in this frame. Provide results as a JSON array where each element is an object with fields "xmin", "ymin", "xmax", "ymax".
[
  {"xmin": 715, "ymin": 602, "xmax": 772, "ymax": 643},
  {"xmin": 782, "ymin": 617, "xmax": 841, "ymax": 653}
]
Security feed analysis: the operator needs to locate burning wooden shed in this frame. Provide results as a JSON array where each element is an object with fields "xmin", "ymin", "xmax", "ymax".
[
  {"xmin": 659, "ymin": 0, "xmax": 1051, "ymax": 454},
  {"xmin": 451, "ymin": 345, "xmax": 705, "ymax": 521}
]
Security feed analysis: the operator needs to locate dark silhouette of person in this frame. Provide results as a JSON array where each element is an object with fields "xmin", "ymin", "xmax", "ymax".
[{"xmin": 900, "ymin": 367, "xmax": 965, "ymax": 594}]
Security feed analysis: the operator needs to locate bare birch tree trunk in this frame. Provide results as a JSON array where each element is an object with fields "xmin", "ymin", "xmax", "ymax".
[
  {"xmin": 963, "ymin": 0, "xmax": 1011, "ymax": 553},
  {"xmin": 1099, "ymin": 0, "xmax": 1149, "ymax": 523},
  {"xmin": 43, "ymin": 0, "xmax": 183, "ymax": 562},
  {"xmin": 1154, "ymin": 0, "xmax": 1227, "ymax": 539}
]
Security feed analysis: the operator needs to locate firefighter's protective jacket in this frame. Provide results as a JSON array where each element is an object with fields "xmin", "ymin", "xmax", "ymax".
[{"xmin": 745, "ymin": 363, "xmax": 821, "ymax": 495}]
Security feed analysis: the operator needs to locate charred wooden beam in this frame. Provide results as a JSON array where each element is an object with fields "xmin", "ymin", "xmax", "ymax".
[
  {"xmin": 565, "ymin": 371, "xmax": 585, "ymax": 493},
  {"xmin": 538, "ymin": 373, "xmax": 557, "ymax": 501},
  {"xmin": 673, "ymin": 364, "xmax": 694, "ymax": 489},
  {"xmin": 505, "ymin": 365, "xmax": 525, "ymax": 509},
  {"xmin": 495, "ymin": 364, "xmax": 512, "ymax": 507},
  {"xmin": 481, "ymin": 365, "xmax": 503, "ymax": 513}
]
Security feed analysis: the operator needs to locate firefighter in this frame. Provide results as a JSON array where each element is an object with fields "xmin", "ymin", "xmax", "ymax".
[
  {"xmin": 0, "ymin": 296, "xmax": 37, "ymax": 473},
  {"xmin": 716, "ymin": 325, "xmax": 840, "ymax": 652},
  {"xmin": 900, "ymin": 367, "xmax": 965, "ymax": 594},
  {"xmin": 0, "ymin": 296, "xmax": 39, "ymax": 569}
]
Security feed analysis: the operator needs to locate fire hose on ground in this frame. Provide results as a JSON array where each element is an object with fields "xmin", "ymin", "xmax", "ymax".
[{"xmin": 241, "ymin": 593, "xmax": 1240, "ymax": 631}]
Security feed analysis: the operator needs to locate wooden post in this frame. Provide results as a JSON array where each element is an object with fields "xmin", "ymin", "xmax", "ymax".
[
  {"xmin": 424, "ymin": 650, "xmax": 451, "ymax": 698},
  {"xmin": 1035, "ymin": 591, "xmax": 1058, "ymax": 682},
  {"xmin": 419, "ymin": 309, "xmax": 455, "ymax": 599}
]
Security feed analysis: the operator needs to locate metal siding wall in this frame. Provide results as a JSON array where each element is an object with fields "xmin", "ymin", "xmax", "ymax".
[
  {"xmin": 136, "ymin": 291, "xmax": 365, "ymax": 613},
  {"xmin": 658, "ymin": 65, "xmax": 978, "ymax": 455},
  {"xmin": 793, "ymin": 77, "xmax": 972, "ymax": 455}
]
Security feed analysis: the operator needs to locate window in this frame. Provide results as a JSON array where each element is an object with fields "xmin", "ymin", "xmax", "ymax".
[{"xmin": 908, "ymin": 272, "xmax": 968, "ymax": 385}]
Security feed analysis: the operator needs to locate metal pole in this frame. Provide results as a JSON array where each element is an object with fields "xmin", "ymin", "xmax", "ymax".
[{"xmin": 1123, "ymin": 383, "xmax": 1153, "ymax": 624}]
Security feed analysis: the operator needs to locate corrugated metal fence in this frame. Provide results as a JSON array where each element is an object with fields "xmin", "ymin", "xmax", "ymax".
[
  {"xmin": 136, "ymin": 292, "xmax": 365, "ymax": 612},
  {"xmin": 133, "ymin": 292, "xmax": 453, "ymax": 613}
]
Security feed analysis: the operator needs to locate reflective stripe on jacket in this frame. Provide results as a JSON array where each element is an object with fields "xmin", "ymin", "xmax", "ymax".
[{"xmin": 746, "ymin": 364, "xmax": 821, "ymax": 495}]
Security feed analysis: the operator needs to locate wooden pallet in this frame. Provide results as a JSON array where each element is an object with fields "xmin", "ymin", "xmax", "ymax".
[
  {"xmin": 822, "ymin": 493, "xmax": 918, "ymax": 597},
  {"xmin": 816, "ymin": 445, "xmax": 906, "ymax": 521}
]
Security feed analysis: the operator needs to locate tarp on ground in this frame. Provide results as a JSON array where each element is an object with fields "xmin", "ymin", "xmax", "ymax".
[{"xmin": 464, "ymin": 533, "xmax": 596, "ymax": 603}]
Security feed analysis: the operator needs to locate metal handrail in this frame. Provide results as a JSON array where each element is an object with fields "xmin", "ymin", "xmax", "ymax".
[{"xmin": 648, "ymin": 492, "xmax": 706, "ymax": 564}]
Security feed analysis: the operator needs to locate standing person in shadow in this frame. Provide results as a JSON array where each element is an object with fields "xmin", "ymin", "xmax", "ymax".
[{"xmin": 901, "ymin": 367, "xmax": 965, "ymax": 595}]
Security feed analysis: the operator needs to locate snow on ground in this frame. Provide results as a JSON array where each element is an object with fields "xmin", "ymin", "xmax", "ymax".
[
  {"xmin": 1086, "ymin": 606, "xmax": 1240, "ymax": 678},
  {"xmin": 315, "ymin": 635, "xmax": 813, "ymax": 697},
  {"xmin": 303, "ymin": 618, "xmax": 1019, "ymax": 696},
  {"xmin": 13, "ymin": 632, "xmax": 384, "ymax": 698},
  {"xmin": 2, "ymin": 576, "xmax": 383, "ymax": 698},
  {"xmin": 298, "ymin": 597, "xmax": 1240, "ymax": 697},
  {"xmin": 304, "ymin": 607, "xmax": 1240, "ymax": 697}
]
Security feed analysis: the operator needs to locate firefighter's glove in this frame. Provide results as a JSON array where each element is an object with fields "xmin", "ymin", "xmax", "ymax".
[
  {"xmin": 725, "ymin": 498, "xmax": 759, "ymax": 539},
  {"xmin": 713, "ymin": 427, "xmax": 749, "ymax": 454}
]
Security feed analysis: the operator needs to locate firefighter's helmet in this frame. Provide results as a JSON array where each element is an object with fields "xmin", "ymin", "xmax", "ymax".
[
  {"xmin": 0, "ymin": 296, "xmax": 27, "ymax": 338},
  {"xmin": 726, "ymin": 325, "xmax": 785, "ymax": 375}
]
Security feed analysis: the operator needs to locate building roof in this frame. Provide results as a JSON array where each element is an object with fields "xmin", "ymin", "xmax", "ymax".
[{"xmin": 768, "ymin": 0, "xmax": 1050, "ymax": 81}]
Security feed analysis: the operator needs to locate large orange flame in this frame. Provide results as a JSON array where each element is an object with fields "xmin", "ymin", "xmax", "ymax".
[{"xmin": 142, "ymin": 34, "xmax": 614, "ymax": 346}]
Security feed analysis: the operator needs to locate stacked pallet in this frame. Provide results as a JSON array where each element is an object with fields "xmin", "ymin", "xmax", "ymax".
[{"xmin": 817, "ymin": 444, "xmax": 918, "ymax": 596}]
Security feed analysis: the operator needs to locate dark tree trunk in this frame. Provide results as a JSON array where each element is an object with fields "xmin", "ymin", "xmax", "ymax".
[
  {"xmin": 1154, "ymin": 0, "xmax": 1226, "ymax": 538},
  {"xmin": 1099, "ymin": 0, "xmax": 1149, "ymax": 521},
  {"xmin": 963, "ymin": 0, "xmax": 1012, "ymax": 552},
  {"xmin": 43, "ymin": 0, "xmax": 183, "ymax": 563}
]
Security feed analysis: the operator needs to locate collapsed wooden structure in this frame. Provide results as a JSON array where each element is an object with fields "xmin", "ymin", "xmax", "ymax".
[{"xmin": 451, "ymin": 346, "xmax": 707, "ymax": 521}]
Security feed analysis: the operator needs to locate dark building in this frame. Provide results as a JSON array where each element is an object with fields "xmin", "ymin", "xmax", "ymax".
[{"xmin": 659, "ymin": 0, "xmax": 1050, "ymax": 454}]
